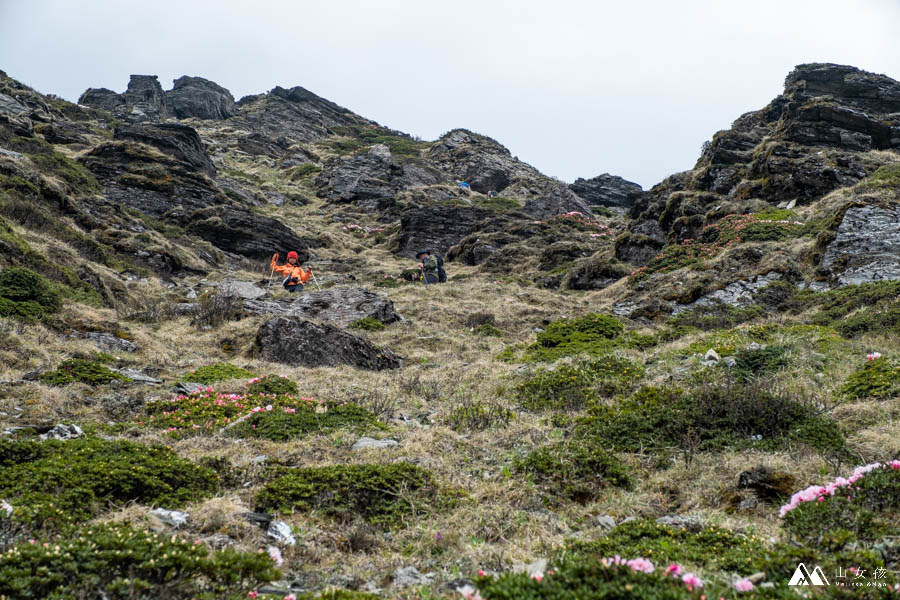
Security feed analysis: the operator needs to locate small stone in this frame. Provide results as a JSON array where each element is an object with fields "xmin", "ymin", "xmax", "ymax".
[
  {"xmin": 115, "ymin": 369, "xmax": 162, "ymax": 385},
  {"xmin": 266, "ymin": 520, "xmax": 296, "ymax": 546},
  {"xmin": 172, "ymin": 382, "xmax": 206, "ymax": 395},
  {"xmin": 595, "ymin": 515, "xmax": 616, "ymax": 530},
  {"xmin": 186, "ymin": 289, "xmax": 198, "ymax": 299},
  {"xmin": 704, "ymin": 349, "xmax": 720, "ymax": 362},
  {"xmin": 392, "ymin": 566, "xmax": 434, "ymax": 587},
  {"xmin": 352, "ymin": 437, "xmax": 399, "ymax": 451},
  {"xmin": 513, "ymin": 559, "xmax": 548, "ymax": 577},
  {"xmin": 656, "ymin": 515, "xmax": 703, "ymax": 532},
  {"xmin": 785, "ymin": 199, "xmax": 797, "ymax": 209},
  {"xmin": 151, "ymin": 508, "xmax": 189, "ymax": 528},
  {"xmin": 251, "ymin": 454, "xmax": 267, "ymax": 464},
  {"xmin": 39, "ymin": 424, "xmax": 83, "ymax": 441}
]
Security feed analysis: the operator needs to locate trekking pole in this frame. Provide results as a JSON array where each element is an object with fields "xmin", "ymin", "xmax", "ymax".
[
  {"xmin": 266, "ymin": 254, "xmax": 277, "ymax": 289},
  {"xmin": 309, "ymin": 269, "xmax": 322, "ymax": 291}
]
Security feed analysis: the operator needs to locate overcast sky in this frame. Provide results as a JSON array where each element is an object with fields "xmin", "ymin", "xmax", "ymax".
[{"xmin": 2, "ymin": 0, "xmax": 899, "ymax": 188}]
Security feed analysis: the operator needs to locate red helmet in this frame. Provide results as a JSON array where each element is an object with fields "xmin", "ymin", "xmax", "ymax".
[{"xmin": 286, "ymin": 251, "xmax": 299, "ymax": 261}]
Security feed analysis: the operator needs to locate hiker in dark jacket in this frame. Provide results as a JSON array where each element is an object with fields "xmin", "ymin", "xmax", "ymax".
[{"xmin": 416, "ymin": 250, "xmax": 446, "ymax": 284}]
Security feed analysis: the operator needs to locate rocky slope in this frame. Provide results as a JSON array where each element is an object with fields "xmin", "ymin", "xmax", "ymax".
[{"xmin": 0, "ymin": 62, "xmax": 898, "ymax": 600}]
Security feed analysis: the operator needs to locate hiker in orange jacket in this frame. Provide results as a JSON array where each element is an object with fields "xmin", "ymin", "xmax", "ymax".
[{"xmin": 270, "ymin": 251, "xmax": 311, "ymax": 293}]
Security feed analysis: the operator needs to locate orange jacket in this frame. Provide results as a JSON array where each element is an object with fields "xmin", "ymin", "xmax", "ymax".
[{"xmin": 270, "ymin": 255, "xmax": 310, "ymax": 283}]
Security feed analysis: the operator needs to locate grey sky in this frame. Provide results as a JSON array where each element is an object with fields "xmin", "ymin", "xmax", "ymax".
[{"xmin": 2, "ymin": 0, "xmax": 899, "ymax": 188}]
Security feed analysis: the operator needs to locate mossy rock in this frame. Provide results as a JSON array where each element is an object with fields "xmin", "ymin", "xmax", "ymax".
[
  {"xmin": 0, "ymin": 437, "xmax": 219, "ymax": 524},
  {"xmin": 183, "ymin": 362, "xmax": 256, "ymax": 385},
  {"xmin": 255, "ymin": 463, "xmax": 435, "ymax": 526},
  {"xmin": 38, "ymin": 359, "xmax": 130, "ymax": 386}
]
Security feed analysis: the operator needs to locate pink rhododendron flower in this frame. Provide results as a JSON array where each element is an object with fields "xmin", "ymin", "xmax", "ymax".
[
  {"xmin": 267, "ymin": 546, "xmax": 283, "ymax": 566},
  {"xmin": 626, "ymin": 558, "xmax": 655, "ymax": 574},
  {"xmin": 664, "ymin": 563, "xmax": 683, "ymax": 577},
  {"xmin": 682, "ymin": 573, "xmax": 703, "ymax": 591},
  {"xmin": 734, "ymin": 578, "xmax": 754, "ymax": 592},
  {"xmin": 457, "ymin": 585, "xmax": 482, "ymax": 600},
  {"xmin": 866, "ymin": 352, "xmax": 882, "ymax": 361},
  {"xmin": 284, "ymin": 595, "xmax": 296, "ymax": 600},
  {"xmin": 530, "ymin": 572, "xmax": 544, "ymax": 582},
  {"xmin": 248, "ymin": 592, "xmax": 258, "ymax": 599}
]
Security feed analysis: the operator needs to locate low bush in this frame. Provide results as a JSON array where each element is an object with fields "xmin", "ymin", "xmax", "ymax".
[
  {"xmin": 228, "ymin": 402, "xmax": 382, "ymax": 441},
  {"xmin": 565, "ymin": 519, "xmax": 764, "ymax": 573},
  {"xmin": 255, "ymin": 463, "xmax": 436, "ymax": 526},
  {"xmin": 183, "ymin": 362, "xmax": 255, "ymax": 385},
  {"xmin": 733, "ymin": 345, "xmax": 788, "ymax": 378},
  {"xmin": 444, "ymin": 399, "xmax": 512, "ymax": 431},
  {"xmin": 246, "ymin": 374, "xmax": 299, "ymax": 396},
  {"xmin": 579, "ymin": 380, "xmax": 845, "ymax": 455},
  {"xmin": 516, "ymin": 439, "xmax": 631, "ymax": 502},
  {"xmin": 349, "ymin": 316, "xmax": 386, "ymax": 331},
  {"xmin": 0, "ymin": 438, "xmax": 218, "ymax": 523},
  {"xmin": 781, "ymin": 462, "xmax": 900, "ymax": 550},
  {"xmin": 0, "ymin": 523, "xmax": 278, "ymax": 599},
  {"xmin": 0, "ymin": 266, "xmax": 61, "ymax": 321},
  {"xmin": 515, "ymin": 356, "xmax": 643, "ymax": 411},
  {"xmin": 145, "ymin": 390, "xmax": 317, "ymax": 434},
  {"xmin": 840, "ymin": 356, "xmax": 900, "ymax": 400},
  {"xmin": 508, "ymin": 314, "xmax": 625, "ymax": 362},
  {"xmin": 668, "ymin": 301, "xmax": 764, "ymax": 331},
  {"xmin": 473, "ymin": 322, "xmax": 503, "ymax": 337},
  {"xmin": 38, "ymin": 359, "xmax": 130, "ymax": 386}
]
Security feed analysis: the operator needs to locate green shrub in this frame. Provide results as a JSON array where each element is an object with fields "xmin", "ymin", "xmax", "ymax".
[
  {"xmin": 229, "ymin": 402, "xmax": 382, "ymax": 441},
  {"xmin": 0, "ymin": 522, "xmax": 278, "ymax": 599},
  {"xmin": 515, "ymin": 356, "xmax": 643, "ymax": 411},
  {"xmin": 667, "ymin": 300, "xmax": 764, "ymax": 331},
  {"xmin": 733, "ymin": 345, "xmax": 788, "ymax": 378},
  {"xmin": 246, "ymin": 374, "xmax": 299, "ymax": 396},
  {"xmin": 512, "ymin": 314, "xmax": 624, "ymax": 362},
  {"xmin": 0, "ymin": 266, "xmax": 61, "ymax": 321},
  {"xmin": 255, "ymin": 463, "xmax": 435, "ymax": 526},
  {"xmin": 565, "ymin": 519, "xmax": 765, "ymax": 573},
  {"xmin": 516, "ymin": 439, "xmax": 631, "ymax": 502},
  {"xmin": 473, "ymin": 322, "xmax": 503, "ymax": 337},
  {"xmin": 287, "ymin": 163, "xmax": 321, "ymax": 180},
  {"xmin": 795, "ymin": 281, "xmax": 900, "ymax": 338},
  {"xmin": 579, "ymin": 380, "xmax": 845, "ymax": 454},
  {"xmin": 183, "ymin": 362, "xmax": 255, "ymax": 384},
  {"xmin": 38, "ymin": 359, "xmax": 130, "ymax": 386},
  {"xmin": 349, "ymin": 316, "xmax": 386, "ymax": 331},
  {"xmin": 0, "ymin": 438, "xmax": 218, "ymax": 523},
  {"xmin": 840, "ymin": 357, "xmax": 900, "ymax": 400},
  {"xmin": 783, "ymin": 465, "xmax": 900, "ymax": 549}
]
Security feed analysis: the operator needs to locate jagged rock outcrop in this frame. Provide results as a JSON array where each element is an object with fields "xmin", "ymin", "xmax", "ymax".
[
  {"xmin": 167, "ymin": 76, "xmax": 236, "ymax": 120},
  {"xmin": 234, "ymin": 85, "xmax": 369, "ymax": 144},
  {"xmin": 818, "ymin": 203, "xmax": 900, "ymax": 287},
  {"xmin": 80, "ymin": 75, "xmax": 173, "ymax": 120},
  {"xmin": 570, "ymin": 174, "xmax": 643, "ymax": 211},
  {"xmin": 255, "ymin": 317, "xmax": 402, "ymax": 370},
  {"xmin": 316, "ymin": 144, "xmax": 403, "ymax": 212},
  {"xmin": 115, "ymin": 123, "xmax": 216, "ymax": 176},
  {"xmin": 80, "ymin": 140, "xmax": 312, "ymax": 261},
  {"xmin": 618, "ymin": 63, "xmax": 900, "ymax": 265},
  {"xmin": 243, "ymin": 287, "xmax": 401, "ymax": 327},
  {"xmin": 427, "ymin": 129, "xmax": 593, "ymax": 219}
]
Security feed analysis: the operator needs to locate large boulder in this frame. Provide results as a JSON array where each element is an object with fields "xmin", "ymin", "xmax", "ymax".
[
  {"xmin": 570, "ymin": 174, "xmax": 643, "ymax": 211},
  {"xmin": 80, "ymin": 74, "xmax": 173, "ymax": 121},
  {"xmin": 819, "ymin": 203, "xmax": 900, "ymax": 286},
  {"xmin": 256, "ymin": 317, "xmax": 402, "ymax": 370},
  {"xmin": 167, "ymin": 76, "xmax": 236, "ymax": 120},
  {"xmin": 115, "ymin": 123, "xmax": 216, "ymax": 177},
  {"xmin": 394, "ymin": 205, "xmax": 491, "ymax": 258},
  {"xmin": 243, "ymin": 287, "xmax": 401, "ymax": 327}
]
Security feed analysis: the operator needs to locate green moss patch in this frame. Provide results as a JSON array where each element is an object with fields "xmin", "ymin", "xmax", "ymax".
[
  {"xmin": 515, "ymin": 439, "xmax": 631, "ymax": 503},
  {"xmin": 38, "ymin": 359, "xmax": 130, "ymax": 386},
  {"xmin": 255, "ymin": 463, "xmax": 436, "ymax": 526},
  {"xmin": 348, "ymin": 316, "xmax": 386, "ymax": 331},
  {"xmin": 0, "ymin": 437, "xmax": 218, "ymax": 523},
  {"xmin": 0, "ymin": 522, "xmax": 278, "ymax": 599},
  {"xmin": 183, "ymin": 362, "xmax": 256, "ymax": 385},
  {"xmin": 229, "ymin": 402, "xmax": 383, "ymax": 441},
  {"xmin": 510, "ymin": 314, "xmax": 626, "ymax": 362}
]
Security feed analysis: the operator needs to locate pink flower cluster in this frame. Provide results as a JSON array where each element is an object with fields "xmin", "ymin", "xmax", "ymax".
[
  {"xmin": 343, "ymin": 223, "xmax": 385, "ymax": 237},
  {"xmin": 779, "ymin": 461, "xmax": 900, "ymax": 517},
  {"xmin": 734, "ymin": 577, "xmax": 755, "ymax": 592},
  {"xmin": 867, "ymin": 352, "xmax": 883, "ymax": 361}
]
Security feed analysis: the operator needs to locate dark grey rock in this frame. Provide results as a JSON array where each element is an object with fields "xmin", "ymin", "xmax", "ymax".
[
  {"xmin": 114, "ymin": 369, "xmax": 162, "ymax": 385},
  {"xmin": 316, "ymin": 144, "xmax": 402, "ymax": 212},
  {"xmin": 570, "ymin": 173, "xmax": 643, "ymax": 210},
  {"xmin": 82, "ymin": 332, "xmax": 138, "ymax": 354},
  {"xmin": 256, "ymin": 317, "xmax": 402, "ymax": 370},
  {"xmin": 115, "ymin": 122, "xmax": 216, "ymax": 177},
  {"xmin": 820, "ymin": 204, "xmax": 900, "ymax": 286},
  {"xmin": 673, "ymin": 272, "xmax": 783, "ymax": 313},
  {"xmin": 167, "ymin": 76, "xmax": 235, "ymax": 120},
  {"xmin": 395, "ymin": 204, "xmax": 490, "ymax": 258},
  {"xmin": 122, "ymin": 75, "xmax": 172, "ymax": 119},
  {"xmin": 173, "ymin": 382, "xmax": 206, "ymax": 395},
  {"xmin": 244, "ymin": 287, "xmax": 401, "ymax": 327}
]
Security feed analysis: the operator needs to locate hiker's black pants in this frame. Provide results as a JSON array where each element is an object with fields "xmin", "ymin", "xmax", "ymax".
[
  {"xmin": 284, "ymin": 283, "xmax": 304, "ymax": 293},
  {"xmin": 423, "ymin": 273, "xmax": 439, "ymax": 285}
]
